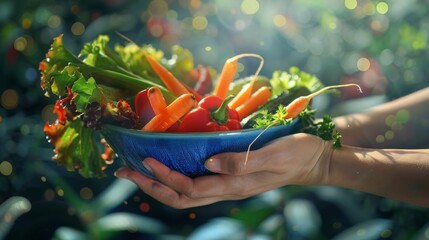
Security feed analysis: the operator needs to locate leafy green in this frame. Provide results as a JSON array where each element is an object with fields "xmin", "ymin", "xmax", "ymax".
[
  {"xmin": 252, "ymin": 106, "xmax": 342, "ymax": 148},
  {"xmin": 253, "ymin": 105, "xmax": 292, "ymax": 128},
  {"xmin": 299, "ymin": 107, "xmax": 342, "ymax": 148},
  {"xmin": 40, "ymin": 34, "xmax": 199, "ymax": 178},
  {"xmin": 247, "ymin": 67, "xmax": 341, "ymax": 148},
  {"xmin": 44, "ymin": 119, "xmax": 107, "ymax": 178},
  {"xmin": 71, "ymin": 77, "xmax": 103, "ymax": 113},
  {"xmin": 270, "ymin": 67, "xmax": 324, "ymax": 97}
]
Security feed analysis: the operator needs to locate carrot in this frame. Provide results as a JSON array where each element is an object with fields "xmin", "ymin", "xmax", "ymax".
[
  {"xmin": 235, "ymin": 86, "xmax": 271, "ymax": 120},
  {"xmin": 181, "ymin": 82, "xmax": 204, "ymax": 102},
  {"xmin": 284, "ymin": 83, "xmax": 362, "ymax": 119},
  {"xmin": 213, "ymin": 53, "xmax": 264, "ymax": 100},
  {"xmin": 213, "ymin": 58, "xmax": 237, "ymax": 99},
  {"xmin": 142, "ymin": 94, "xmax": 196, "ymax": 132},
  {"xmin": 228, "ymin": 54, "xmax": 264, "ymax": 109},
  {"xmin": 146, "ymin": 54, "xmax": 189, "ymax": 97},
  {"xmin": 147, "ymin": 87, "xmax": 167, "ymax": 115}
]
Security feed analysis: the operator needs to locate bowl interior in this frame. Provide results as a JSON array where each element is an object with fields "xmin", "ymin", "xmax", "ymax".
[{"xmin": 101, "ymin": 119, "xmax": 300, "ymax": 178}]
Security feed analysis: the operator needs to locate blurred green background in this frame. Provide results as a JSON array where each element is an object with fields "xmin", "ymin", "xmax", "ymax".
[{"xmin": 1, "ymin": 0, "xmax": 429, "ymax": 239}]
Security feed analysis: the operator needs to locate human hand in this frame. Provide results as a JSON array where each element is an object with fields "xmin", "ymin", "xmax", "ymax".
[{"xmin": 115, "ymin": 133, "xmax": 334, "ymax": 209}]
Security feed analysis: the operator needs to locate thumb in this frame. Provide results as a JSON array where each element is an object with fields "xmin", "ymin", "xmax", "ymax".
[{"xmin": 204, "ymin": 151, "xmax": 264, "ymax": 175}]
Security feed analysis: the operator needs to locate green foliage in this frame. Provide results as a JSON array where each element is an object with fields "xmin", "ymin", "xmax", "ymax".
[{"xmin": 299, "ymin": 107, "xmax": 342, "ymax": 148}]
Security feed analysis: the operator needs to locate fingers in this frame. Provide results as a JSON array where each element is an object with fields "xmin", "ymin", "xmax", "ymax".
[
  {"xmin": 115, "ymin": 166, "xmax": 219, "ymax": 208},
  {"xmin": 115, "ymin": 160, "xmax": 248, "ymax": 209},
  {"xmin": 144, "ymin": 158, "xmax": 249, "ymax": 199}
]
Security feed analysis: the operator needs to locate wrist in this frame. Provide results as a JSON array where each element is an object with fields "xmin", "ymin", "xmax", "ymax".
[{"xmin": 297, "ymin": 138, "xmax": 335, "ymax": 186}]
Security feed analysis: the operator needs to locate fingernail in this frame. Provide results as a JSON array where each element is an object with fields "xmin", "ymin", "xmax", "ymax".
[
  {"xmin": 114, "ymin": 167, "xmax": 127, "ymax": 178},
  {"xmin": 205, "ymin": 158, "xmax": 221, "ymax": 172},
  {"xmin": 142, "ymin": 159, "xmax": 153, "ymax": 173}
]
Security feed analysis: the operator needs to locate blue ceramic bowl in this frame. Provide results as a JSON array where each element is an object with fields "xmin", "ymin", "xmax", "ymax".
[{"xmin": 101, "ymin": 119, "xmax": 300, "ymax": 178}]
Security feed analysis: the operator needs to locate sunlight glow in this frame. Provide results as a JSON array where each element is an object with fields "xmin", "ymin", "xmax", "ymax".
[
  {"xmin": 344, "ymin": 0, "xmax": 357, "ymax": 10},
  {"xmin": 241, "ymin": 0, "xmax": 259, "ymax": 15},
  {"xmin": 376, "ymin": 2, "xmax": 389, "ymax": 15}
]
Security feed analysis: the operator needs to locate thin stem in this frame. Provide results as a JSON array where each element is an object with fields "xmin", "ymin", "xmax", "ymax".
[{"xmin": 307, "ymin": 83, "xmax": 362, "ymax": 100}]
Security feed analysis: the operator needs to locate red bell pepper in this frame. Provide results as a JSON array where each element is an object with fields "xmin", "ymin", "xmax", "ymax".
[{"xmin": 179, "ymin": 95, "xmax": 242, "ymax": 132}]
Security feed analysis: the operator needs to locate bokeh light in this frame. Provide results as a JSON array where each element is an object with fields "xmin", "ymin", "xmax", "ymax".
[
  {"xmin": 71, "ymin": 21, "xmax": 85, "ymax": 35},
  {"xmin": 139, "ymin": 202, "xmax": 150, "ymax": 213},
  {"xmin": 48, "ymin": 15, "xmax": 62, "ymax": 28},
  {"xmin": 14, "ymin": 37, "xmax": 27, "ymax": 52},
  {"xmin": 376, "ymin": 2, "xmax": 389, "ymax": 15},
  {"xmin": 241, "ymin": 0, "xmax": 259, "ymax": 15},
  {"xmin": 1, "ymin": 89, "xmax": 19, "ymax": 110},
  {"xmin": 192, "ymin": 15, "xmax": 208, "ymax": 30},
  {"xmin": 344, "ymin": 0, "xmax": 357, "ymax": 10},
  {"xmin": 0, "ymin": 161, "xmax": 13, "ymax": 176},
  {"xmin": 273, "ymin": 14, "xmax": 286, "ymax": 28},
  {"xmin": 80, "ymin": 187, "xmax": 94, "ymax": 200},
  {"xmin": 357, "ymin": 57, "xmax": 371, "ymax": 71}
]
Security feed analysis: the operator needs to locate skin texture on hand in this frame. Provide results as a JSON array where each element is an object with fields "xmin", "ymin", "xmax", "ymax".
[{"xmin": 115, "ymin": 133, "xmax": 332, "ymax": 209}]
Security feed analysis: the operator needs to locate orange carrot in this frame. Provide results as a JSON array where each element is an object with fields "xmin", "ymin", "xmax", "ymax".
[
  {"xmin": 147, "ymin": 87, "xmax": 167, "ymax": 115},
  {"xmin": 213, "ymin": 58, "xmax": 238, "ymax": 99},
  {"xmin": 235, "ymin": 86, "xmax": 272, "ymax": 120},
  {"xmin": 146, "ymin": 54, "xmax": 189, "ymax": 97},
  {"xmin": 214, "ymin": 53, "xmax": 264, "ymax": 100},
  {"xmin": 284, "ymin": 83, "xmax": 362, "ymax": 119},
  {"xmin": 228, "ymin": 54, "xmax": 264, "ymax": 109},
  {"xmin": 142, "ymin": 94, "xmax": 196, "ymax": 132}
]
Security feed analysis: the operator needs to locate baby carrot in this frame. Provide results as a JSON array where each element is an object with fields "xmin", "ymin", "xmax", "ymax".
[
  {"xmin": 228, "ymin": 54, "xmax": 264, "ymax": 109},
  {"xmin": 147, "ymin": 87, "xmax": 167, "ymax": 115},
  {"xmin": 284, "ymin": 83, "xmax": 362, "ymax": 119},
  {"xmin": 235, "ymin": 86, "xmax": 271, "ymax": 120},
  {"xmin": 146, "ymin": 54, "xmax": 189, "ymax": 97},
  {"xmin": 142, "ymin": 93, "xmax": 196, "ymax": 132},
  {"xmin": 213, "ymin": 58, "xmax": 238, "ymax": 99}
]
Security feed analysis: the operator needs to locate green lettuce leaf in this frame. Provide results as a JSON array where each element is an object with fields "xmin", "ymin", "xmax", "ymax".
[
  {"xmin": 270, "ymin": 66, "xmax": 324, "ymax": 97},
  {"xmin": 44, "ymin": 119, "xmax": 106, "ymax": 178},
  {"xmin": 72, "ymin": 77, "xmax": 103, "ymax": 113}
]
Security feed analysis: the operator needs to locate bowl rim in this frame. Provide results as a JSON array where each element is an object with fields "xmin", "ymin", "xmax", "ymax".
[{"xmin": 101, "ymin": 119, "xmax": 299, "ymax": 139}]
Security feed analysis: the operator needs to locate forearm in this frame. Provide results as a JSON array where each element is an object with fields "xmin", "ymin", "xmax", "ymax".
[
  {"xmin": 327, "ymin": 145, "xmax": 429, "ymax": 208},
  {"xmin": 334, "ymin": 87, "xmax": 429, "ymax": 148}
]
